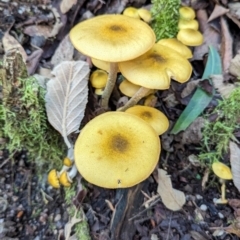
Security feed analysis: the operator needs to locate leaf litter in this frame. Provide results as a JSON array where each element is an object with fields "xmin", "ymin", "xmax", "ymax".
[{"xmin": 2, "ymin": 0, "xmax": 240, "ymax": 239}]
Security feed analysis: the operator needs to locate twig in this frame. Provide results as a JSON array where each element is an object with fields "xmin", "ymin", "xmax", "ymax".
[
  {"xmin": 166, "ymin": 213, "xmax": 173, "ymax": 240},
  {"xmin": 0, "ymin": 150, "xmax": 18, "ymax": 168}
]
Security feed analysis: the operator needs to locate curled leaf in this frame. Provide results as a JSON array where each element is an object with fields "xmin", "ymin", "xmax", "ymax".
[
  {"xmin": 157, "ymin": 169, "xmax": 186, "ymax": 211},
  {"xmin": 45, "ymin": 61, "xmax": 89, "ymax": 148},
  {"xmin": 230, "ymin": 141, "xmax": 240, "ymax": 193}
]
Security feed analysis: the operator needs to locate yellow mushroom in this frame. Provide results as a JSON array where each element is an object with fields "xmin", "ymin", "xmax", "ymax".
[
  {"xmin": 91, "ymin": 58, "xmax": 120, "ymax": 73},
  {"xmin": 157, "ymin": 38, "xmax": 192, "ymax": 59},
  {"xmin": 179, "ymin": 6, "xmax": 196, "ymax": 20},
  {"xmin": 90, "ymin": 69, "xmax": 108, "ymax": 89},
  {"xmin": 137, "ymin": 8, "xmax": 152, "ymax": 23},
  {"xmin": 74, "ymin": 112, "xmax": 160, "ymax": 188},
  {"xmin": 125, "ymin": 106, "xmax": 169, "ymax": 135},
  {"xmin": 177, "ymin": 29, "xmax": 204, "ymax": 46},
  {"xmin": 69, "ymin": 14, "xmax": 156, "ymax": 109},
  {"xmin": 59, "ymin": 164, "xmax": 78, "ymax": 187},
  {"xmin": 123, "ymin": 7, "xmax": 140, "ymax": 19},
  {"xmin": 212, "ymin": 162, "xmax": 233, "ymax": 204},
  {"xmin": 48, "ymin": 169, "xmax": 60, "ymax": 188},
  {"xmin": 118, "ymin": 44, "xmax": 192, "ymax": 111},
  {"xmin": 178, "ymin": 19, "xmax": 199, "ymax": 30}
]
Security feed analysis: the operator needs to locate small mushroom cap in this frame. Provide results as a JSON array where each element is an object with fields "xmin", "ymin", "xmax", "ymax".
[
  {"xmin": 123, "ymin": 7, "xmax": 140, "ymax": 19},
  {"xmin": 63, "ymin": 157, "xmax": 72, "ymax": 167},
  {"xmin": 95, "ymin": 88, "xmax": 104, "ymax": 95},
  {"xmin": 59, "ymin": 171, "xmax": 72, "ymax": 187},
  {"xmin": 178, "ymin": 19, "xmax": 199, "ymax": 30},
  {"xmin": 118, "ymin": 44, "xmax": 192, "ymax": 89},
  {"xmin": 157, "ymin": 38, "xmax": 193, "ymax": 59},
  {"xmin": 74, "ymin": 112, "xmax": 160, "ymax": 188},
  {"xmin": 91, "ymin": 58, "xmax": 120, "ymax": 72},
  {"xmin": 70, "ymin": 14, "xmax": 156, "ymax": 62},
  {"xmin": 48, "ymin": 169, "xmax": 60, "ymax": 188},
  {"xmin": 177, "ymin": 29, "xmax": 204, "ymax": 46},
  {"xmin": 119, "ymin": 79, "xmax": 154, "ymax": 97},
  {"xmin": 137, "ymin": 8, "xmax": 152, "ymax": 23},
  {"xmin": 212, "ymin": 162, "xmax": 233, "ymax": 180},
  {"xmin": 144, "ymin": 94, "xmax": 157, "ymax": 107},
  {"xmin": 125, "ymin": 106, "xmax": 169, "ymax": 135},
  {"xmin": 90, "ymin": 69, "xmax": 108, "ymax": 88},
  {"xmin": 179, "ymin": 6, "xmax": 195, "ymax": 20}
]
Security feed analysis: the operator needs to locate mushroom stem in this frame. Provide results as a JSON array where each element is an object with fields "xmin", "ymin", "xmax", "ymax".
[
  {"xmin": 68, "ymin": 164, "xmax": 78, "ymax": 179},
  {"xmin": 221, "ymin": 180, "xmax": 226, "ymax": 202},
  {"xmin": 117, "ymin": 86, "xmax": 150, "ymax": 111},
  {"xmin": 101, "ymin": 62, "xmax": 118, "ymax": 109}
]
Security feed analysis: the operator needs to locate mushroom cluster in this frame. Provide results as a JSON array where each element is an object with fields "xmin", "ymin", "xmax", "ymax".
[
  {"xmin": 123, "ymin": 7, "xmax": 152, "ymax": 23},
  {"xmin": 48, "ymin": 5, "xmax": 198, "ymax": 189},
  {"xmin": 177, "ymin": 6, "xmax": 203, "ymax": 46}
]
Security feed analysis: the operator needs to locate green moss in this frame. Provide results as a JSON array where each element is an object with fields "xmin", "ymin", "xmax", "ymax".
[
  {"xmin": 0, "ymin": 55, "xmax": 65, "ymax": 172},
  {"xmin": 151, "ymin": 0, "xmax": 180, "ymax": 41},
  {"xmin": 65, "ymin": 186, "xmax": 91, "ymax": 240},
  {"xmin": 199, "ymin": 87, "xmax": 240, "ymax": 164}
]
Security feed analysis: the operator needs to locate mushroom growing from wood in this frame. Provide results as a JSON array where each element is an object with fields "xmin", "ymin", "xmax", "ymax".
[
  {"xmin": 74, "ymin": 112, "xmax": 160, "ymax": 188},
  {"xmin": 212, "ymin": 162, "xmax": 233, "ymax": 204},
  {"xmin": 118, "ymin": 44, "xmax": 192, "ymax": 111},
  {"xmin": 69, "ymin": 14, "xmax": 156, "ymax": 109}
]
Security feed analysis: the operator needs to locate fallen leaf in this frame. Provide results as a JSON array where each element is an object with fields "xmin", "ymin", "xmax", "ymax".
[
  {"xmin": 193, "ymin": 9, "xmax": 220, "ymax": 60},
  {"xmin": 220, "ymin": 17, "xmax": 233, "ymax": 73},
  {"xmin": 24, "ymin": 25, "xmax": 52, "ymax": 37},
  {"xmin": 229, "ymin": 54, "xmax": 240, "ymax": 77},
  {"xmin": 181, "ymin": 80, "xmax": 201, "ymax": 98},
  {"xmin": 228, "ymin": 2, "xmax": 240, "ymax": 19},
  {"xmin": 2, "ymin": 32, "xmax": 27, "ymax": 62},
  {"xmin": 181, "ymin": 117, "xmax": 205, "ymax": 145},
  {"xmin": 51, "ymin": 34, "xmax": 74, "ymax": 67},
  {"xmin": 63, "ymin": 208, "xmax": 82, "ymax": 240},
  {"xmin": 229, "ymin": 141, "xmax": 240, "ymax": 193},
  {"xmin": 208, "ymin": 5, "xmax": 229, "ymax": 22},
  {"xmin": 211, "ymin": 74, "xmax": 235, "ymax": 98},
  {"xmin": 202, "ymin": 168, "xmax": 210, "ymax": 191},
  {"xmin": 45, "ymin": 61, "xmax": 89, "ymax": 148},
  {"xmin": 60, "ymin": 0, "xmax": 77, "ymax": 14},
  {"xmin": 157, "ymin": 169, "xmax": 186, "ymax": 211}
]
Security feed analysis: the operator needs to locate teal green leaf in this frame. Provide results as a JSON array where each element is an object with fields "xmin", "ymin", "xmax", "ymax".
[{"xmin": 170, "ymin": 46, "xmax": 222, "ymax": 134}]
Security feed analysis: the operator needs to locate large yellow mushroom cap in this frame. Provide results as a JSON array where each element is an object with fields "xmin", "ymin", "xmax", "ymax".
[
  {"xmin": 74, "ymin": 112, "xmax": 160, "ymax": 188},
  {"xmin": 125, "ymin": 106, "xmax": 169, "ymax": 135},
  {"xmin": 70, "ymin": 14, "xmax": 156, "ymax": 62},
  {"xmin": 118, "ymin": 44, "xmax": 192, "ymax": 89},
  {"xmin": 212, "ymin": 162, "xmax": 233, "ymax": 180}
]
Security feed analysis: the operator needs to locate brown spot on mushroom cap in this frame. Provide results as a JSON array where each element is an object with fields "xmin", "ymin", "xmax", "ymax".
[{"xmin": 74, "ymin": 112, "xmax": 160, "ymax": 188}]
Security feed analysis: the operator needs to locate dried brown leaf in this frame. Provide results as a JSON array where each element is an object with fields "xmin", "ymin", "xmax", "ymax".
[
  {"xmin": 60, "ymin": 0, "xmax": 77, "ymax": 14},
  {"xmin": 230, "ymin": 141, "xmax": 240, "ymax": 193},
  {"xmin": 24, "ymin": 25, "xmax": 52, "ymax": 37},
  {"xmin": 211, "ymin": 74, "xmax": 235, "ymax": 98},
  {"xmin": 157, "ymin": 169, "xmax": 186, "ymax": 211},
  {"xmin": 208, "ymin": 5, "xmax": 229, "ymax": 22},
  {"xmin": 51, "ymin": 34, "xmax": 74, "ymax": 67},
  {"xmin": 45, "ymin": 61, "xmax": 89, "ymax": 148},
  {"xmin": 221, "ymin": 17, "xmax": 233, "ymax": 72},
  {"xmin": 181, "ymin": 80, "xmax": 201, "ymax": 98},
  {"xmin": 2, "ymin": 32, "xmax": 27, "ymax": 62},
  {"xmin": 229, "ymin": 54, "xmax": 240, "ymax": 77}
]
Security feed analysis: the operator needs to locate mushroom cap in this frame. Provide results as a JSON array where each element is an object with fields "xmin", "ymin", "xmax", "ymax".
[
  {"xmin": 123, "ymin": 7, "xmax": 140, "ymax": 19},
  {"xmin": 118, "ymin": 44, "xmax": 192, "ymax": 89},
  {"xmin": 179, "ymin": 6, "xmax": 195, "ymax": 20},
  {"xmin": 90, "ymin": 69, "xmax": 108, "ymax": 88},
  {"xmin": 177, "ymin": 29, "xmax": 204, "ymax": 46},
  {"xmin": 119, "ymin": 79, "xmax": 154, "ymax": 97},
  {"xmin": 59, "ymin": 171, "xmax": 72, "ymax": 187},
  {"xmin": 157, "ymin": 38, "xmax": 193, "ymax": 59},
  {"xmin": 91, "ymin": 58, "xmax": 120, "ymax": 72},
  {"xmin": 125, "ymin": 106, "xmax": 169, "ymax": 135},
  {"xmin": 74, "ymin": 112, "xmax": 160, "ymax": 188},
  {"xmin": 178, "ymin": 19, "xmax": 199, "ymax": 30},
  {"xmin": 48, "ymin": 169, "xmax": 60, "ymax": 188},
  {"xmin": 137, "ymin": 8, "xmax": 152, "ymax": 23},
  {"xmin": 63, "ymin": 157, "xmax": 72, "ymax": 167},
  {"xmin": 95, "ymin": 88, "xmax": 104, "ymax": 95},
  {"xmin": 70, "ymin": 14, "xmax": 156, "ymax": 62},
  {"xmin": 212, "ymin": 162, "xmax": 233, "ymax": 180}
]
